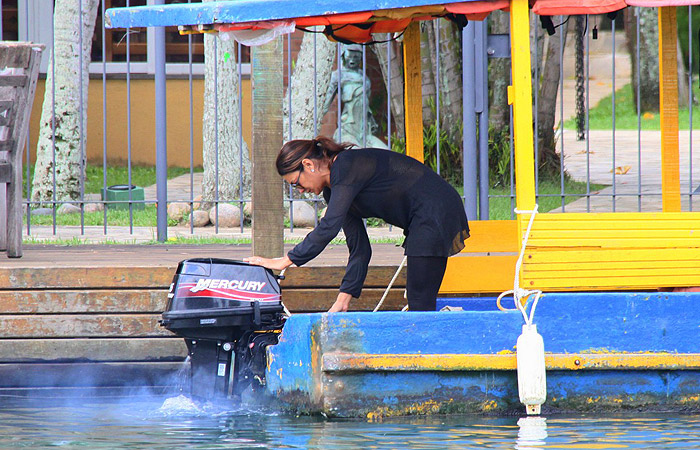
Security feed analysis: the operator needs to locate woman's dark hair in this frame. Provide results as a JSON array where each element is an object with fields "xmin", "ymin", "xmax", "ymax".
[{"xmin": 276, "ymin": 136, "xmax": 354, "ymax": 176}]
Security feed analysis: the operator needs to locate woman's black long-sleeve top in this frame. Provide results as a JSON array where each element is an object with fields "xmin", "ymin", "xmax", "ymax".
[{"xmin": 287, "ymin": 148, "xmax": 469, "ymax": 298}]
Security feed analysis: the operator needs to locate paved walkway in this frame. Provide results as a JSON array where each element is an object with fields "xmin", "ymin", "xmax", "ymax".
[
  {"xmin": 553, "ymin": 129, "xmax": 700, "ymax": 213},
  {"xmin": 557, "ymin": 30, "xmax": 631, "ymax": 123},
  {"xmin": 552, "ymin": 31, "xmax": 700, "ymax": 213}
]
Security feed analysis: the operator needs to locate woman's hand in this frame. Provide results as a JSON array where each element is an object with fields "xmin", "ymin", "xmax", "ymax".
[
  {"xmin": 244, "ymin": 255, "xmax": 293, "ymax": 271},
  {"xmin": 328, "ymin": 292, "xmax": 353, "ymax": 313}
]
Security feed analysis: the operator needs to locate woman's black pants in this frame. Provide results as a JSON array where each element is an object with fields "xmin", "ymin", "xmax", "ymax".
[{"xmin": 406, "ymin": 256, "xmax": 448, "ymax": 311}]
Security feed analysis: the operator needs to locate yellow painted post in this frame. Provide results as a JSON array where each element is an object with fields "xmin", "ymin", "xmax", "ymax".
[
  {"xmin": 509, "ymin": 0, "xmax": 536, "ymax": 212},
  {"xmin": 658, "ymin": 6, "xmax": 681, "ymax": 212},
  {"xmin": 403, "ymin": 21, "xmax": 424, "ymax": 162}
]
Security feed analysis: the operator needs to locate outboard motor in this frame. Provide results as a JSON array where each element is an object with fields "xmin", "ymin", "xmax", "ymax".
[{"xmin": 161, "ymin": 258, "xmax": 286, "ymax": 400}]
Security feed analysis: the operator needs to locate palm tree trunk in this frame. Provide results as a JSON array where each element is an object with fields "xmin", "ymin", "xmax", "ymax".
[
  {"xmin": 537, "ymin": 17, "xmax": 568, "ymax": 177},
  {"xmin": 420, "ymin": 22, "xmax": 437, "ymax": 126},
  {"xmin": 283, "ymin": 31, "xmax": 337, "ymax": 141},
  {"xmin": 201, "ymin": 29, "xmax": 251, "ymax": 209},
  {"xmin": 372, "ymin": 37, "xmax": 405, "ymax": 138},
  {"xmin": 435, "ymin": 19, "xmax": 463, "ymax": 143},
  {"xmin": 488, "ymin": 10, "xmax": 511, "ymax": 131},
  {"xmin": 31, "ymin": 0, "xmax": 99, "ymax": 203},
  {"xmin": 624, "ymin": 7, "xmax": 660, "ymax": 113}
]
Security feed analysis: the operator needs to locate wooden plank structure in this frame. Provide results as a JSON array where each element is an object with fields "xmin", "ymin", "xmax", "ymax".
[
  {"xmin": 0, "ymin": 42, "xmax": 43, "ymax": 258},
  {"xmin": 0, "ymin": 258, "xmax": 407, "ymax": 394}
]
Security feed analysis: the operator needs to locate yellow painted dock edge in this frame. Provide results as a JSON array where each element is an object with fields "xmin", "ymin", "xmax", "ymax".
[
  {"xmin": 658, "ymin": 6, "xmax": 681, "ymax": 212},
  {"xmin": 322, "ymin": 352, "xmax": 700, "ymax": 372},
  {"xmin": 403, "ymin": 21, "xmax": 424, "ymax": 162}
]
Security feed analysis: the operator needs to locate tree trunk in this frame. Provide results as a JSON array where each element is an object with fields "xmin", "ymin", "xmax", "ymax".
[
  {"xmin": 575, "ymin": 15, "xmax": 586, "ymax": 140},
  {"xmin": 420, "ymin": 22, "xmax": 437, "ymax": 126},
  {"xmin": 201, "ymin": 10, "xmax": 251, "ymax": 209},
  {"xmin": 31, "ymin": 0, "xmax": 99, "ymax": 203},
  {"xmin": 372, "ymin": 37, "xmax": 405, "ymax": 138},
  {"xmin": 283, "ymin": 30, "xmax": 337, "ymax": 141},
  {"xmin": 624, "ymin": 7, "xmax": 660, "ymax": 113},
  {"xmin": 488, "ymin": 10, "xmax": 511, "ymax": 131},
  {"xmin": 434, "ymin": 19, "xmax": 462, "ymax": 143},
  {"xmin": 531, "ymin": 12, "xmax": 545, "ymax": 112},
  {"xmin": 537, "ymin": 17, "xmax": 568, "ymax": 178},
  {"xmin": 677, "ymin": 37, "xmax": 689, "ymax": 108}
]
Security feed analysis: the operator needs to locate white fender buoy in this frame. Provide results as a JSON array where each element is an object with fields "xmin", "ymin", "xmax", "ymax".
[
  {"xmin": 516, "ymin": 323, "xmax": 546, "ymax": 415},
  {"xmin": 499, "ymin": 205, "xmax": 547, "ymax": 415}
]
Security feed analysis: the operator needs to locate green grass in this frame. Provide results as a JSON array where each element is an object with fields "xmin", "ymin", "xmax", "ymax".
[
  {"xmin": 25, "ymin": 164, "xmax": 199, "ymax": 196},
  {"xmin": 83, "ymin": 165, "xmax": 197, "ymax": 194},
  {"xmin": 29, "ymin": 205, "xmax": 161, "ymax": 227},
  {"xmin": 27, "ymin": 165, "xmax": 202, "ymax": 227},
  {"xmin": 564, "ymin": 82, "xmax": 700, "ymax": 130}
]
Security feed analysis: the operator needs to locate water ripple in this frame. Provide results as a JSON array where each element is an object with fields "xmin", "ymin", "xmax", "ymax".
[{"xmin": 0, "ymin": 397, "xmax": 697, "ymax": 449}]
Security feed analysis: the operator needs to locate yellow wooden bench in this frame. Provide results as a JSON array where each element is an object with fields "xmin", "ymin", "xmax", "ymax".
[
  {"xmin": 519, "ymin": 212, "xmax": 700, "ymax": 291},
  {"xmin": 440, "ymin": 220, "xmax": 519, "ymax": 294}
]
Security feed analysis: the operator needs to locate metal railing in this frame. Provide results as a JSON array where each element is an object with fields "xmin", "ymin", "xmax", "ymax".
[{"xmin": 4, "ymin": 2, "xmax": 699, "ymax": 242}]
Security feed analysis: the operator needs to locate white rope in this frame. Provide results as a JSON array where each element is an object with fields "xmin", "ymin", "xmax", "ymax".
[
  {"xmin": 278, "ymin": 267, "xmax": 292, "ymax": 317},
  {"xmin": 374, "ymin": 255, "xmax": 408, "ymax": 312},
  {"xmin": 497, "ymin": 205, "xmax": 542, "ymax": 326}
]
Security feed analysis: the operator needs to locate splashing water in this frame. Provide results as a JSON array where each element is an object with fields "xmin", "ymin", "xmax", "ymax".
[{"xmin": 158, "ymin": 394, "xmax": 204, "ymax": 416}]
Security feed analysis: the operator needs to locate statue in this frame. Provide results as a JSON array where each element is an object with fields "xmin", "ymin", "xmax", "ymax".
[{"xmin": 322, "ymin": 45, "xmax": 388, "ymax": 149}]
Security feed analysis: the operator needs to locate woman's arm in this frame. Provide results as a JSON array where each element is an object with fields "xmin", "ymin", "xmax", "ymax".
[
  {"xmin": 337, "ymin": 212, "xmax": 372, "ymax": 300},
  {"xmin": 328, "ymin": 292, "xmax": 353, "ymax": 312},
  {"xmin": 287, "ymin": 183, "xmax": 359, "ymax": 266},
  {"xmin": 244, "ymin": 255, "xmax": 293, "ymax": 271}
]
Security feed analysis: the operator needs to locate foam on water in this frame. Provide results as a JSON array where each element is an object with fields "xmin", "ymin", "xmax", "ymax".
[{"xmin": 158, "ymin": 394, "xmax": 204, "ymax": 416}]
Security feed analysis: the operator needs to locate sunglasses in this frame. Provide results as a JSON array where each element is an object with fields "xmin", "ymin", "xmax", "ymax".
[{"xmin": 290, "ymin": 167, "xmax": 303, "ymax": 188}]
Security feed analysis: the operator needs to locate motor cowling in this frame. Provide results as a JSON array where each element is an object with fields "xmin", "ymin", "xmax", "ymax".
[{"xmin": 161, "ymin": 258, "xmax": 286, "ymax": 400}]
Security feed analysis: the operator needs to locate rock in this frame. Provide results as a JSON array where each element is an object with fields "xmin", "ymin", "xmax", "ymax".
[
  {"xmin": 243, "ymin": 201, "xmax": 253, "ymax": 217},
  {"xmin": 193, "ymin": 195, "xmax": 203, "ymax": 211},
  {"xmin": 31, "ymin": 207, "xmax": 54, "ymax": 216},
  {"xmin": 190, "ymin": 210, "xmax": 210, "ymax": 227},
  {"xmin": 291, "ymin": 201, "xmax": 317, "ymax": 227},
  {"xmin": 209, "ymin": 203, "xmax": 241, "ymax": 228},
  {"xmin": 83, "ymin": 202, "xmax": 104, "ymax": 214},
  {"xmin": 57, "ymin": 203, "xmax": 81, "ymax": 215},
  {"xmin": 168, "ymin": 202, "xmax": 191, "ymax": 222}
]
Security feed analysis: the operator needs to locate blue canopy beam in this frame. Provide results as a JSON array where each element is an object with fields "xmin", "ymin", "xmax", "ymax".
[{"xmin": 105, "ymin": 0, "xmax": 481, "ymax": 29}]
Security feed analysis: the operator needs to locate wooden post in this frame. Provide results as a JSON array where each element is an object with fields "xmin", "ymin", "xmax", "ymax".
[
  {"xmin": 251, "ymin": 38, "xmax": 284, "ymax": 258},
  {"xmin": 403, "ymin": 21, "xmax": 423, "ymax": 162},
  {"xmin": 658, "ymin": 6, "xmax": 681, "ymax": 212},
  {"xmin": 509, "ymin": 0, "xmax": 536, "ymax": 213}
]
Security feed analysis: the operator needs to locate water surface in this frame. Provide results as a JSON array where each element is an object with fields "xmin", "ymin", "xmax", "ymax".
[{"xmin": 0, "ymin": 395, "xmax": 697, "ymax": 449}]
